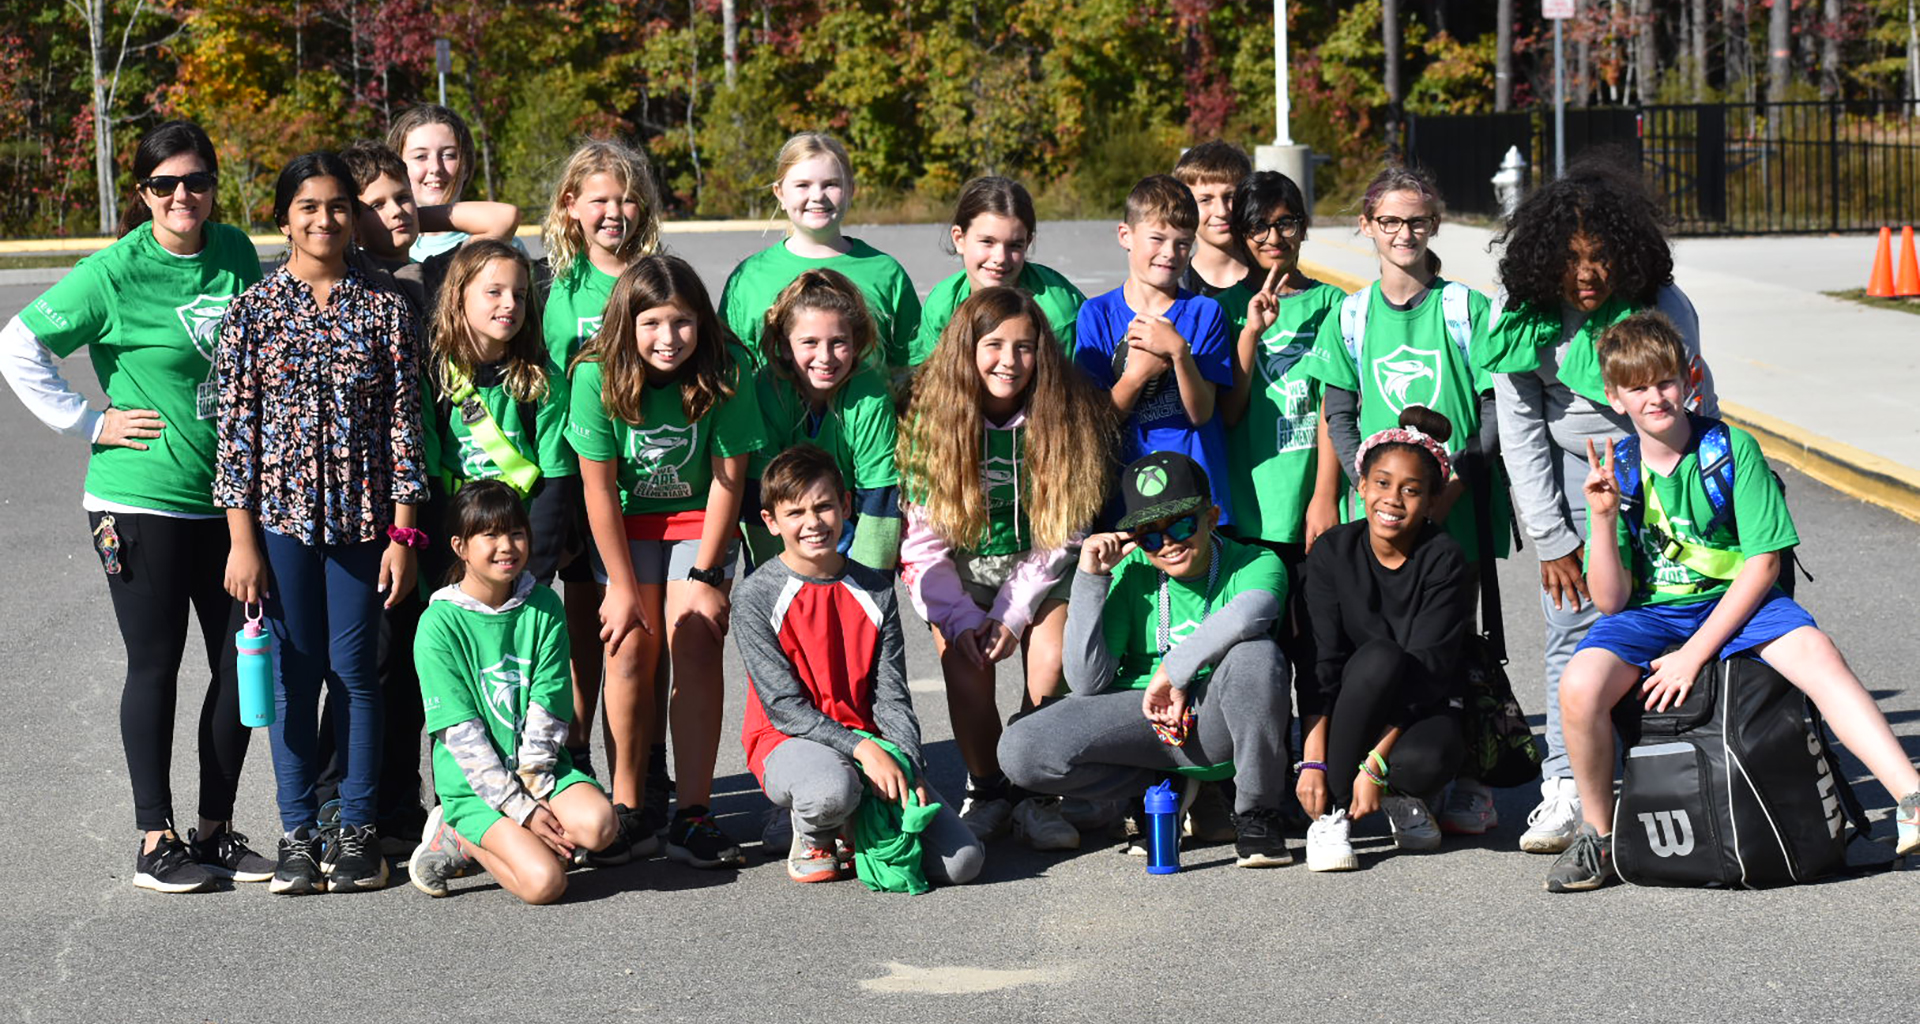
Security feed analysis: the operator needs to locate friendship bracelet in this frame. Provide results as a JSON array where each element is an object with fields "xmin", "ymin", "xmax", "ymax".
[
  {"xmin": 1293, "ymin": 760, "xmax": 1327, "ymax": 774},
  {"xmin": 1359, "ymin": 761, "xmax": 1389, "ymax": 788},
  {"xmin": 1359, "ymin": 750, "xmax": 1390, "ymax": 788}
]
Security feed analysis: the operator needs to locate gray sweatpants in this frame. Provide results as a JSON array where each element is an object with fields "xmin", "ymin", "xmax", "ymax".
[
  {"xmin": 1535, "ymin": 440, "xmax": 1602, "ymax": 782},
  {"xmin": 761, "ymin": 737, "xmax": 985, "ymax": 885},
  {"xmin": 997, "ymin": 639, "xmax": 1291, "ymax": 813}
]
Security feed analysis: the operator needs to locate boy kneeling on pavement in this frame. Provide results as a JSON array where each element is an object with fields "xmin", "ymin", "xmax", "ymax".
[{"xmin": 999, "ymin": 451, "xmax": 1295, "ymax": 868}]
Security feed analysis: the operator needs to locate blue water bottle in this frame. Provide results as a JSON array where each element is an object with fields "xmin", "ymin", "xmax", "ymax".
[
  {"xmin": 235, "ymin": 603, "xmax": 275, "ymax": 728},
  {"xmin": 1144, "ymin": 779, "xmax": 1180, "ymax": 875}
]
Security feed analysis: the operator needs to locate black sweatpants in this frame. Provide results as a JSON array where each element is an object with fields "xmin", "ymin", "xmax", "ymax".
[
  {"xmin": 1324, "ymin": 639, "xmax": 1465, "ymax": 808},
  {"xmin": 89, "ymin": 511, "xmax": 250, "ymax": 832}
]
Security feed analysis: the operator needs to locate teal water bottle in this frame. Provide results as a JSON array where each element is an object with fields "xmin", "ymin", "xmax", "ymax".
[{"xmin": 235, "ymin": 604, "xmax": 275, "ymax": 728}]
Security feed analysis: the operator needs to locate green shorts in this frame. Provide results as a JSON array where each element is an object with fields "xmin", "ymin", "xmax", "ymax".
[{"xmin": 443, "ymin": 768, "xmax": 603, "ymax": 847}]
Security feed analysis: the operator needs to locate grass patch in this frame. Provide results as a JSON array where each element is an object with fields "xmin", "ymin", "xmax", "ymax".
[
  {"xmin": 1822, "ymin": 289, "xmax": 1920, "ymax": 315},
  {"xmin": 0, "ymin": 254, "xmax": 82, "ymax": 270}
]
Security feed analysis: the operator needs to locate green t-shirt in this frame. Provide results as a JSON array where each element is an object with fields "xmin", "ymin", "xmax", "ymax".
[
  {"xmin": 751, "ymin": 363, "xmax": 898, "ymax": 489},
  {"xmin": 18, "ymin": 222, "xmax": 261, "ymax": 514},
  {"xmin": 565, "ymin": 352, "xmax": 766, "ymax": 515},
  {"xmin": 427, "ymin": 361, "xmax": 578, "ymax": 487},
  {"xmin": 1212, "ymin": 281, "xmax": 1255, "ymax": 339},
  {"xmin": 1228, "ymin": 283, "xmax": 1345, "ymax": 544},
  {"xmin": 416, "ymin": 583, "xmax": 577, "ymax": 805},
  {"xmin": 1590, "ymin": 422, "xmax": 1799, "ymax": 607},
  {"xmin": 1304, "ymin": 279, "xmax": 1508, "ymax": 561},
  {"xmin": 719, "ymin": 238, "xmax": 921, "ymax": 369},
  {"xmin": 542, "ymin": 260, "xmax": 618, "ymax": 369},
  {"xmin": 910, "ymin": 262, "xmax": 1086, "ymax": 365},
  {"xmin": 1101, "ymin": 535, "xmax": 1286, "ymax": 690}
]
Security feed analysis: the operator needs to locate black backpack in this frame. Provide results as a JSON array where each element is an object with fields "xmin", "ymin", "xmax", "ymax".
[{"xmin": 1610, "ymin": 653, "xmax": 1869, "ymax": 888}]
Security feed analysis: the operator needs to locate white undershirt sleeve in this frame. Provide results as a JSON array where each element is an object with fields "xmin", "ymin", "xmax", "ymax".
[{"xmin": 0, "ymin": 316, "xmax": 104, "ymax": 442}]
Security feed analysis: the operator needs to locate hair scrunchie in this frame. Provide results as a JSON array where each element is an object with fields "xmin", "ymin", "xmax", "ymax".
[{"xmin": 1355, "ymin": 425, "xmax": 1452, "ymax": 483}]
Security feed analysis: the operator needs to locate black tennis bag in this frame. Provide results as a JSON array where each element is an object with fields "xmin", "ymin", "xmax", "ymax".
[{"xmin": 1611, "ymin": 653, "xmax": 1868, "ymax": 888}]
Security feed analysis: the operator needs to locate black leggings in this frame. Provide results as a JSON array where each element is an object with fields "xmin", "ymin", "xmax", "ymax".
[
  {"xmin": 1324, "ymin": 639, "xmax": 1465, "ymax": 808},
  {"xmin": 90, "ymin": 511, "xmax": 250, "ymax": 832}
]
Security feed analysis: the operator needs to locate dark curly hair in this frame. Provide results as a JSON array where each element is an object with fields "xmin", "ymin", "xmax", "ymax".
[{"xmin": 1494, "ymin": 154, "xmax": 1673, "ymax": 313}]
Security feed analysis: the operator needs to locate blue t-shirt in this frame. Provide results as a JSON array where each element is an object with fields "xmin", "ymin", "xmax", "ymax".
[{"xmin": 1073, "ymin": 286, "xmax": 1235, "ymax": 524}]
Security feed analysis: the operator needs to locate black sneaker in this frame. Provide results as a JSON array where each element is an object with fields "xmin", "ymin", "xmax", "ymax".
[
  {"xmin": 270, "ymin": 827, "xmax": 327, "ymax": 895},
  {"xmin": 1233, "ymin": 807, "xmax": 1294, "ymax": 868},
  {"xmin": 134, "ymin": 830, "xmax": 215, "ymax": 893},
  {"xmin": 587, "ymin": 803, "xmax": 639, "ymax": 867},
  {"xmin": 322, "ymin": 823, "xmax": 390, "ymax": 892},
  {"xmin": 188, "ymin": 825, "xmax": 275, "ymax": 883},
  {"xmin": 665, "ymin": 805, "xmax": 745, "ymax": 868},
  {"xmin": 1545, "ymin": 823, "xmax": 1615, "ymax": 892}
]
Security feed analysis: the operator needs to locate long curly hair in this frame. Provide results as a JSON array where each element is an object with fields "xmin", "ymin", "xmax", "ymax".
[
  {"xmin": 572, "ymin": 254, "xmax": 736, "ymax": 427},
  {"xmin": 1495, "ymin": 154, "xmax": 1673, "ymax": 312},
  {"xmin": 897, "ymin": 287, "xmax": 1117, "ymax": 552},
  {"xmin": 429, "ymin": 239, "xmax": 549, "ymax": 403},
  {"xmin": 541, "ymin": 138, "xmax": 663, "ymax": 281}
]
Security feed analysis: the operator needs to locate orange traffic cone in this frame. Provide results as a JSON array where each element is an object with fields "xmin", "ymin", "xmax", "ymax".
[
  {"xmin": 1895, "ymin": 225, "xmax": 1920, "ymax": 298},
  {"xmin": 1867, "ymin": 226, "xmax": 1896, "ymax": 297}
]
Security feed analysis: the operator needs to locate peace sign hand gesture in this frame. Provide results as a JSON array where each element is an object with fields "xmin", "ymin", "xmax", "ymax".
[
  {"xmin": 1583, "ymin": 438, "xmax": 1620, "ymax": 518},
  {"xmin": 1244, "ymin": 262, "xmax": 1284, "ymax": 338}
]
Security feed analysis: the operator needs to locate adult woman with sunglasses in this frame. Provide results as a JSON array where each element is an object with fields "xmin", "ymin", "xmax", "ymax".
[
  {"xmin": 998, "ymin": 451, "xmax": 1296, "ymax": 869},
  {"xmin": 0, "ymin": 120, "xmax": 269, "ymax": 892}
]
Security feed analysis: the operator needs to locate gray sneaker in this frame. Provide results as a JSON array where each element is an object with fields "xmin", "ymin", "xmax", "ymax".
[
  {"xmin": 407, "ymin": 805, "xmax": 473, "ymax": 898},
  {"xmin": 1544, "ymin": 822, "xmax": 1615, "ymax": 892},
  {"xmin": 1383, "ymin": 794, "xmax": 1442, "ymax": 851},
  {"xmin": 1183, "ymin": 781, "xmax": 1238, "ymax": 843}
]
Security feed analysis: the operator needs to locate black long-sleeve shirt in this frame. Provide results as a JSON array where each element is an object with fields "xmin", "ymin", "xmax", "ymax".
[{"xmin": 1301, "ymin": 519, "xmax": 1473, "ymax": 720}]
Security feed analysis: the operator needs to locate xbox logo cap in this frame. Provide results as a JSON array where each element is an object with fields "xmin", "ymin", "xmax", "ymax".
[{"xmin": 1116, "ymin": 450, "xmax": 1211, "ymax": 531}]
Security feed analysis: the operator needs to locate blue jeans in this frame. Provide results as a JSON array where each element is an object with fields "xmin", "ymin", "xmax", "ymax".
[{"xmin": 262, "ymin": 531, "xmax": 385, "ymax": 832}]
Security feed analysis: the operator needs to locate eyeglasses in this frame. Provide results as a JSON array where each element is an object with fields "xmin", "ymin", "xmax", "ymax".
[
  {"xmin": 139, "ymin": 172, "xmax": 218, "ymax": 198},
  {"xmin": 1369, "ymin": 215, "xmax": 1437, "ymax": 236},
  {"xmin": 1249, "ymin": 216, "xmax": 1305, "ymax": 240},
  {"xmin": 1132, "ymin": 514, "xmax": 1200, "ymax": 553}
]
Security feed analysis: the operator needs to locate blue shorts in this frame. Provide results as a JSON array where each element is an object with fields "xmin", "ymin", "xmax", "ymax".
[{"xmin": 1575, "ymin": 589, "xmax": 1818, "ymax": 669}]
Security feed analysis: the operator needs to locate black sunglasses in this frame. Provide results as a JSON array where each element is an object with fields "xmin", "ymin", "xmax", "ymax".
[
  {"xmin": 140, "ymin": 172, "xmax": 218, "ymax": 197},
  {"xmin": 1132, "ymin": 513, "xmax": 1200, "ymax": 553}
]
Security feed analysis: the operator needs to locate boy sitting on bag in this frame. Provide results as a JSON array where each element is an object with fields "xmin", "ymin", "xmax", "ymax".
[{"xmin": 1546, "ymin": 311, "xmax": 1919, "ymax": 892}]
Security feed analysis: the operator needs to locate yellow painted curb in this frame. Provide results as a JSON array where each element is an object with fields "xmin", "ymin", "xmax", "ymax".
[
  {"xmin": 1299, "ymin": 258, "xmax": 1367, "ymax": 294},
  {"xmin": 1719, "ymin": 401, "xmax": 1920, "ymax": 525}
]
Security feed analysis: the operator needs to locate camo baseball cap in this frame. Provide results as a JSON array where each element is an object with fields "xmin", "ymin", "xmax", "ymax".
[{"xmin": 1116, "ymin": 451, "xmax": 1211, "ymax": 531}]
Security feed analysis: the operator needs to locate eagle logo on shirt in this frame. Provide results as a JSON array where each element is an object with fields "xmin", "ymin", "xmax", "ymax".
[
  {"xmin": 176, "ymin": 294, "xmax": 233, "ymax": 361},
  {"xmin": 1372, "ymin": 344, "xmax": 1443, "ymax": 412},
  {"xmin": 1258, "ymin": 336, "xmax": 1311, "ymax": 386},
  {"xmin": 480, "ymin": 655, "xmax": 531, "ymax": 731},
  {"xmin": 627, "ymin": 423, "xmax": 696, "ymax": 499},
  {"xmin": 577, "ymin": 315, "xmax": 604, "ymax": 347},
  {"xmin": 983, "ymin": 454, "xmax": 1019, "ymax": 510},
  {"xmin": 459, "ymin": 429, "xmax": 524, "ymax": 479}
]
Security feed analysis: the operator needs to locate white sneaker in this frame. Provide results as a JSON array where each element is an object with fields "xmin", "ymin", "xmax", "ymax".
[
  {"xmin": 1383, "ymin": 794, "xmax": 1442, "ymax": 851},
  {"xmin": 1519, "ymin": 777, "xmax": 1583, "ymax": 854},
  {"xmin": 1305, "ymin": 810, "xmax": 1359, "ymax": 872},
  {"xmin": 1439, "ymin": 778, "xmax": 1499, "ymax": 835},
  {"xmin": 1011, "ymin": 796, "xmax": 1081, "ymax": 851},
  {"xmin": 959, "ymin": 795, "xmax": 1014, "ymax": 840}
]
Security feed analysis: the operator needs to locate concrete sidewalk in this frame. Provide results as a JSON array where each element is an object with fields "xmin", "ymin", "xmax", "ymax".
[{"xmin": 1300, "ymin": 223, "xmax": 1920, "ymax": 523}]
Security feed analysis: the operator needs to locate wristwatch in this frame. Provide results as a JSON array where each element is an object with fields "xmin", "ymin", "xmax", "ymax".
[{"xmin": 686, "ymin": 565, "xmax": 726, "ymax": 588}]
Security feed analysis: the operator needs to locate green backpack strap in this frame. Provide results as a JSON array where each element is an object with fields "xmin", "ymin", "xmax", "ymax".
[{"xmin": 444, "ymin": 362, "xmax": 543, "ymax": 496}]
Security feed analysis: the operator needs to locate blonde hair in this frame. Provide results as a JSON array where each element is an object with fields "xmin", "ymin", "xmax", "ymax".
[
  {"xmin": 760, "ymin": 269, "xmax": 877, "ymax": 384},
  {"xmin": 897, "ymin": 287, "xmax": 1117, "ymax": 552},
  {"xmin": 429, "ymin": 239, "xmax": 549, "ymax": 404},
  {"xmin": 541, "ymin": 139, "xmax": 663, "ymax": 281},
  {"xmin": 770, "ymin": 132, "xmax": 854, "ymax": 209},
  {"xmin": 1597, "ymin": 310, "xmax": 1688, "ymax": 392}
]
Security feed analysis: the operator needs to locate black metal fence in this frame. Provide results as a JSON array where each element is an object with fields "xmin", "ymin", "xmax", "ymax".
[{"xmin": 1406, "ymin": 100, "xmax": 1920, "ymax": 235}]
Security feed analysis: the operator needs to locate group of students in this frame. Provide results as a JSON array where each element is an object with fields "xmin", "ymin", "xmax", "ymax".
[{"xmin": 5, "ymin": 109, "xmax": 1916, "ymax": 905}]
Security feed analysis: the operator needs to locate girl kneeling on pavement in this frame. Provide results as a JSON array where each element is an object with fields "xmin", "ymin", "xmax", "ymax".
[
  {"xmin": 1298, "ymin": 407, "xmax": 1471, "ymax": 871},
  {"xmin": 407, "ymin": 481, "xmax": 617, "ymax": 902},
  {"xmin": 997, "ymin": 451, "xmax": 1295, "ymax": 868}
]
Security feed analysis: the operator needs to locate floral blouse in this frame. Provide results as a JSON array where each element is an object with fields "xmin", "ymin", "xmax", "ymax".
[{"xmin": 213, "ymin": 264, "xmax": 426, "ymax": 545}]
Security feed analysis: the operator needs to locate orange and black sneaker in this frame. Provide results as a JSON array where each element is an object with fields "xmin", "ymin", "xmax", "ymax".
[{"xmin": 786, "ymin": 833, "xmax": 847, "ymax": 883}]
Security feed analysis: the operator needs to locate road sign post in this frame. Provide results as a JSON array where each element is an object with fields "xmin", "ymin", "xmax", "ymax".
[{"xmin": 1543, "ymin": 0, "xmax": 1572, "ymax": 178}]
